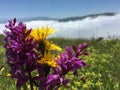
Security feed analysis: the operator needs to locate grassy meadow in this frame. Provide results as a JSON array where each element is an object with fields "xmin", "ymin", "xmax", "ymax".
[{"xmin": 0, "ymin": 34, "xmax": 120, "ymax": 90}]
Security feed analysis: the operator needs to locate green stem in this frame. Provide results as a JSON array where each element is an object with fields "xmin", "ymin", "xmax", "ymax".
[
  {"xmin": 17, "ymin": 87, "xmax": 21, "ymax": 90},
  {"xmin": 28, "ymin": 72, "xmax": 34, "ymax": 90},
  {"xmin": 23, "ymin": 83, "xmax": 27, "ymax": 90}
]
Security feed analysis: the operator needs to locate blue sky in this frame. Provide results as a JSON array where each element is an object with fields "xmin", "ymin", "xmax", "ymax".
[{"xmin": 0, "ymin": 0, "xmax": 120, "ymax": 18}]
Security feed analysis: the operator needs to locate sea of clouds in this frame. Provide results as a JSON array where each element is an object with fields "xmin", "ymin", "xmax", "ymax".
[{"xmin": 0, "ymin": 14, "xmax": 120, "ymax": 39}]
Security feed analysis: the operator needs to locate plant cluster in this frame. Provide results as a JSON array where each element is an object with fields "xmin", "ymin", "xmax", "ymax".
[{"xmin": 3, "ymin": 18, "xmax": 89, "ymax": 90}]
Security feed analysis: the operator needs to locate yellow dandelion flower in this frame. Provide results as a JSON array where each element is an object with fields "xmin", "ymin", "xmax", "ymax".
[
  {"xmin": 30, "ymin": 27, "xmax": 62, "ymax": 52},
  {"xmin": 30, "ymin": 26, "xmax": 61, "ymax": 67},
  {"xmin": 37, "ymin": 52, "xmax": 57, "ymax": 67},
  {"xmin": 44, "ymin": 41, "xmax": 62, "ymax": 51},
  {"xmin": 30, "ymin": 27, "xmax": 56, "ymax": 41}
]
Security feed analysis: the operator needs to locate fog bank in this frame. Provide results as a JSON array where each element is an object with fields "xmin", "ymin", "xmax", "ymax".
[{"xmin": 1, "ymin": 14, "xmax": 120, "ymax": 39}]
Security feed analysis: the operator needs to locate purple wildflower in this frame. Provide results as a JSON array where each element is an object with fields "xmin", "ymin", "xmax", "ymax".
[
  {"xmin": 46, "ymin": 74, "xmax": 69, "ymax": 90},
  {"xmin": 39, "ymin": 74, "xmax": 70, "ymax": 90},
  {"xmin": 3, "ymin": 18, "xmax": 89, "ymax": 90},
  {"xmin": 55, "ymin": 44, "xmax": 88, "ymax": 76},
  {"xmin": 4, "ymin": 18, "xmax": 39, "ymax": 89},
  {"xmin": 39, "ymin": 43, "xmax": 89, "ymax": 90}
]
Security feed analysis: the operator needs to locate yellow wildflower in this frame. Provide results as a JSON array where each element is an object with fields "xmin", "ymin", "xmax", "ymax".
[
  {"xmin": 37, "ymin": 52, "xmax": 57, "ymax": 67},
  {"xmin": 6, "ymin": 73, "xmax": 11, "ymax": 77},
  {"xmin": 30, "ymin": 26, "xmax": 61, "ymax": 67},
  {"xmin": 75, "ymin": 81, "xmax": 81, "ymax": 86},
  {"xmin": 30, "ymin": 27, "xmax": 56, "ymax": 41},
  {"xmin": 30, "ymin": 27, "xmax": 62, "ymax": 52},
  {"xmin": 95, "ymin": 82, "xmax": 103, "ymax": 87},
  {"xmin": 82, "ymin": 83, "xmax": 89, "ymax": 89},
  {"xmin": 44, "ymin": 40, "xmax": 62, "ymax": 51}
]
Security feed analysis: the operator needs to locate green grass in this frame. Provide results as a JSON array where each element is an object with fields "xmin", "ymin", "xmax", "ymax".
[{"xmin": 0, "ymin": 37, "xmax": 120, "ymax": 90}]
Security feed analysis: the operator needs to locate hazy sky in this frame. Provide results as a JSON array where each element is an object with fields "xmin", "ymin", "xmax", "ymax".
[{"xmin": 0, "ymin": 0, "xmax": 120, "ymax": 18}]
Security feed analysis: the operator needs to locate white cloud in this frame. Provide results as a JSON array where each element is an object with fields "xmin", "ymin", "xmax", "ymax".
[{"xmin": 1, "ymin": 14, "xmax": 120, "ymax": 39}]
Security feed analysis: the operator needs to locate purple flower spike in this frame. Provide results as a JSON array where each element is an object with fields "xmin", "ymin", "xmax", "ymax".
[
  {"xmin": 55, "ymin": 44, "xmax": 88, "ymax": 76},
  {"xmin": 4, "ymin": 18, "xmax": 38, "ymax": 88},
  {"xmin": 3, "ymin": 18, "xmax": 89, "ymax": 90},
  {"xmin": 46, "ymin": 74, "xmax": 69, "ymax": 89},
  {"xmin": 44, "ymin": 43, "xmax": 89, "ymax": 90},
  {"xmin": 39, "ymin": 74, "xmax": 69, "ymax": 90}
]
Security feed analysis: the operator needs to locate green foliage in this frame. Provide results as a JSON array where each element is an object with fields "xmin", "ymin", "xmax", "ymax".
[
  {"xmin": 0, "ymin": 34, "xmax": 4, "ymax": 46},
  {"xmin": 0, "ymin": 38, "xmax": 120, "ymax": 90}
]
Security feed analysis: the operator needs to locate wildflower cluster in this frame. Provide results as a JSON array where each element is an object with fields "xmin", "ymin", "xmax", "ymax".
[
  {"xmin": 3, "ymin": 18, "xmax": 89, "ymax": 90},
  {"xmin": 4, "ymin": 19, "xmax": 38, "ymax": 88}
]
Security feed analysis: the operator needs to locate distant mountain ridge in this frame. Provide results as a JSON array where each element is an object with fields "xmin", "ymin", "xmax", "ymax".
[
  {"xmin": 0, "ymin": 17, "xmax": 58, "ymax": 23},
  {"xmin": 0, "ymin": 12, "xmax": 117, "ymax": 23},
  {"xmin": 58, "ymin": 12, "xmax": 116, "ymax": 22}
]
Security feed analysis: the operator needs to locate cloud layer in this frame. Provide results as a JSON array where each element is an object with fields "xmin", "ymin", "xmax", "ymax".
[{"xmin": 1, "ymin": 14, "xmax": 120, "ymax": 39}]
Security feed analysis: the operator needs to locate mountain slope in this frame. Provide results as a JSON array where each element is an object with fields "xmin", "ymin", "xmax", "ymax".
[
  {"xmin": 0, "ymin": 12, "xmax": 117, "ymax": 23},
  {"xmin": 58, "ymin": 12, "xmax": 116, "ymax": 22}
]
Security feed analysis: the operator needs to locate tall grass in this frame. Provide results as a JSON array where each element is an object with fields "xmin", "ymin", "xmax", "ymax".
[{"xmin": 0, "ymin": 36, "xmax": 120, "ymax": 90}]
